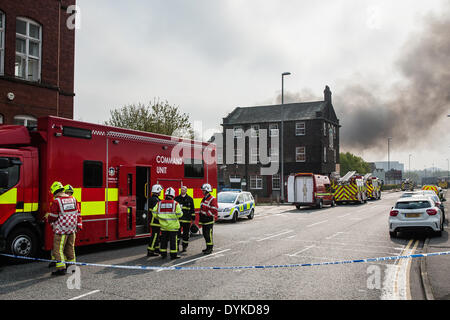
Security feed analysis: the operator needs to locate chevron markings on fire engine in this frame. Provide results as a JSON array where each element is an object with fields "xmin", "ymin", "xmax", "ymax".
[{"xmin": 2, "ymin": 251, "xmax": 450, "ymax": 271}]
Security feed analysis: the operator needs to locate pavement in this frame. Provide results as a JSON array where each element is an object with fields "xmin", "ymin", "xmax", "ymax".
[{"xmin": 421, "ymin": 189, "xmax": 450, "ymax": 300}]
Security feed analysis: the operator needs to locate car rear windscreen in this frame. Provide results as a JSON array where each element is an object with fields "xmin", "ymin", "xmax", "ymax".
[{"xmin": 395, "ymin": 201, "xmax": 431, "ymax": 209}]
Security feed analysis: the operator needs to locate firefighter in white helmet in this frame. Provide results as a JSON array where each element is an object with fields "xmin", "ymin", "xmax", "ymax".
[
  {"xmin": 198, "ymin": 183, "xmax": 218, "ymax": 255},
  {"xmin": 147, "ymin": 184, "xmax": 163, "ymax": 257},
  {"xmin": 153, "ymin": 187, "xmax": 183, "ymax": 259}
]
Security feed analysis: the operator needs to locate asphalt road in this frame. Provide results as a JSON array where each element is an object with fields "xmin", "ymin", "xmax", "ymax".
[{"xmin": 0, "ymin": 191, "xmax": 436, "ymax": 300}]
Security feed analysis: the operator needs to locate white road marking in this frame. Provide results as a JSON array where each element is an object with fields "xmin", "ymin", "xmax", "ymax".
[
  {"xmin": 256, "ymin": 230, "xmax": 294, "ymax": 241},
  {"xmin": 307, "ymin": 220, "xmax": 328, "ymax": 228},
  {"xmin": 338, "ymin": 213, "xmax": 351, "ymax": 218},
  {"xmin": 156, "ymin": 249, "xmax": 231, "ymax": 272},
  {"xmin": 325, "ymin": 232, "xmax": 345, "ymax": 240},
  {"xmin": 287, "ymin": 245, "xmax": 315, "ymax": 257},
  {"xmin": 69, "ymin": 290, "xmax": 100, "ymax": 300}
]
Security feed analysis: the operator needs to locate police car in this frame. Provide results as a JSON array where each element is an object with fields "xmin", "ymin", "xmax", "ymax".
[{"xmin": 217, "ymin": 189, "xmax": 255, "ymax": 222}]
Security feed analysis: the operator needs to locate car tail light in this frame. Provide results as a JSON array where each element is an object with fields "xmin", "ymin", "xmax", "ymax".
[
  {"xmin": 390, "ymin": 210, "xmax": 399, "ymax": 216},
  {"xmin": 426, "ymin": 209, "xmax": 438, "ymax": 215}
]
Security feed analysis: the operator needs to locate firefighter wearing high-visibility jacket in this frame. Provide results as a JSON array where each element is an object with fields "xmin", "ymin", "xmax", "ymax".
[
  {"xmin": 153, "ymin": 187, "xmax": 183, "ymax": 260},
  {"xmin": 198, "ymin": 183, "xmax": 218, "ymax": 255},
  {"xmin": 46, "ymin": 181, "xmax": 82, "ymax": 276},
  {"xmin": 147, "ymin": 184, "xmax": 163, "ymax": 257},
  {"xmin": 49, "ymin": 184, "xmax": 81, "ymax": 268},
  {"xmin": 174, "ymin": 186, "xmax": 195, "ymax": 252}
]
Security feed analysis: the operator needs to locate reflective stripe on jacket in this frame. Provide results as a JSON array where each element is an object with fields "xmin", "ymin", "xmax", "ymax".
[
  {"xmin": 153, "ymin": 200, "xmax": 183, "ymax": 231},
  {"xmin": 199, "ymin": 194, "xmax": 218, "ymax": 225},
  {"xmin": 48, "ymin": 196, "xmax": 80, "ymax": 235},
  {"xmin": 174, "ymin": 194, "xmax": 195, "ymax": 223},
  {"xmin": 148, "ymin": 195, "xmax": 161, "ymax": 227}
]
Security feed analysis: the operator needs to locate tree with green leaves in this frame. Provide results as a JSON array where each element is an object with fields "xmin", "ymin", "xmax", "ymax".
[
  {"xmin": 339, "ymin": 152, "xmax": 371, "ymax": 176},
  {"xmin": 105, "ymin": 99, "xmax": 194, "ymax": 138}
]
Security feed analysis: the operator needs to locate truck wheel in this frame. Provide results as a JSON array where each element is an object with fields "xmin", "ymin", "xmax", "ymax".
[
  {"xmin": 317, "ymin": 200, "xmax": 323, "ymax": 209},
  {"xmin": 6, "ymin": 227, "xmax": 39, "ymax": 258},
  {"xmin": 295, "ymin": 205, "xmax": 301, "ymax": 210},
  {"xmin": 389, "ymin": 231, "xmax": 397, "ymax": 238}
]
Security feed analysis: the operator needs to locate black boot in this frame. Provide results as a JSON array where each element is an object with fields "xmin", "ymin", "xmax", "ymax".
[
  {"xmin": 203, "ymin": 246, "xmax": 213, "ymax": 255},
  {"xmin": 147, "ymin": 250, "xmax": 158, "ymax": 257},
  {"xmin": 51, "ymin": 269, "xmax": 67, "ymax": 276}
]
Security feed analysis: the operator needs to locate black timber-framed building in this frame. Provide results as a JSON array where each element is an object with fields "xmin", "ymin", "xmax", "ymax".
[{"xmin": 213, "ymin": 86, "xmax": 341, "ymax": 201}]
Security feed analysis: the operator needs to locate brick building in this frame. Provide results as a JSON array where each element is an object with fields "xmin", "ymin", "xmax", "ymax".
[
  {"xmin": 0, "ymin": 0, "xmax": 76, "ymax": 127},
  {"xmin": 213, "ymin": 86, "xmax": 340, "ymax": 200}
]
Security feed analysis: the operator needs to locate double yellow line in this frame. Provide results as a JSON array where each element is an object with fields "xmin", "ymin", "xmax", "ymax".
[{"xmin": 394, "ymin": 239, "xmax": 419, "ymax": 300}]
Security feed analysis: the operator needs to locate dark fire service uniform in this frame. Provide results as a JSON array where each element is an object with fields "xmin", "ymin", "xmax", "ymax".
[
  {"xmin": 174, "ymin": 193, "xmax": 195, "ymax": 252},
  {"xmin": 147, "ymin": 194, "xmax": 161, "ymax": 256},
  {"xmin": 198, "ymin": 192, "xmax": 218, "ymax": 255}
]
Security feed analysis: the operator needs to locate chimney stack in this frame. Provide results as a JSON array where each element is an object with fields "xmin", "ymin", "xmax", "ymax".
[{"xmin": 324, "ymin": 85, "xmax": 332, "ymax": 104}]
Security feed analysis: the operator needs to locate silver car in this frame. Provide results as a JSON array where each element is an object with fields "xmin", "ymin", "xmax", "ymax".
[{"xmin": 389, "ymin": 196, "xmax": 444, "ymax": 238}]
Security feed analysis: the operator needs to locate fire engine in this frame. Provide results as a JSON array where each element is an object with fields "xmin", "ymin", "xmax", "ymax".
[
  {"xmin": 364, "ymin": 174, "xmax": 381, "ymax": 200},
  {"xmin": 287, "ymin": 173, "xmax": 335, "ymax": 209},
  {"xmin": 333, "ymin": 171, "xmax": 367, "ymax": 204},
  {"xmin": 401, "ymin": 179, "xmax": 415, "ymax": 191},
  {"xmin": 0, "ymin": 116, "xmax": 217, "ymax": 257}
]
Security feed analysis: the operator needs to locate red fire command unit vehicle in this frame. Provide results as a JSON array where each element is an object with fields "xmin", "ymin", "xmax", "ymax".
[
  {"xmin": 0, "ymin": 116, "xmax": 217, "ymax": 257},
  {"xmin": 287, "ymin": 173, "xmax": 335, "ymax": 209}
]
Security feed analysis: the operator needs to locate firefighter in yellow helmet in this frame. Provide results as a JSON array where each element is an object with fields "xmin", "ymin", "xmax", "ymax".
[
  {"xmin": 48, "ymin": 184, "xmax": 81, "ymax": 269},
  {"xmin": 153, "ymin": 187, "xmax": 183, "ymax": 260},
  {"xmin": 46, "ymin": 181, "xmax": 82, "ymax": 276}
]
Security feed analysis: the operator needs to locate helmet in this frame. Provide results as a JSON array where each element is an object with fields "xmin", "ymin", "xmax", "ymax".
[
  {"xmin": 165, "ymin": 187, "xmax": 176, "ymax": 198},
  {"xmin": 201, "ymin": 183, "xmax": 212, "ymax": 193},
  {"xmin": 64, "ymin": 184, "xmax": 74, "ymax": 195},
  {"xmin": 50, "ymin": 181, "xmax": 64, "ymax": 195},
  {"xmin": 151, "ymin": 184, "xmax": 163, "ymax": 194},
  {"xmin": 190, "ymin": 224, "xmax": 199, "ymax": 234}
]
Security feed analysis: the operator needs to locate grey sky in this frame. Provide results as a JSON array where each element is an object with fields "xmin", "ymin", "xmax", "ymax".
[{"xmin": 74, "ymin": 0, "xmax": 450, "ymax": 171}]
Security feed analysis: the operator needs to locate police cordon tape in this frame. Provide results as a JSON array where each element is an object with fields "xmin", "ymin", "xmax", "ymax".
[{"xmin": 2, "ymin": 250, "xmax": 450, "ymax": 271}]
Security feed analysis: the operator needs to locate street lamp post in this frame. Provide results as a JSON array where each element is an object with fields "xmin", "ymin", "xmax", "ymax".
[
  {"xmin": 447, "ymin": 159, "xmax": 449, "ymax": 180},
  {"xmin": 280, "ymin": 72, "xmax": 291, "ymax": 203},
  {"xmin": 387, "ymin": 137, "xmax": 392, "ymax": 184},
  {"xmin": 408, "ymin": 154, "xmax": 412, "ymax": 179}
]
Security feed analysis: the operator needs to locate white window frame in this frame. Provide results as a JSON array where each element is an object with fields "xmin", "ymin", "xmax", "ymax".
[
  {"xmin": 15, "ymin": 17, "xmax": 42, "ymax": 81},
  {"xmin": 233, "ymin": 126, "xmax": 243, "ymax": 138},
  {"xmin": 272, "ymin": 174, "xmax": 280, "ymax": 190},
  {"xmin": 250, "ymin": 147, "xmax": 259, "ymax": 164},
  {"xmin": 234, "ymin": 148, "xmax": 243, "ymax": 164},
  {"xmin": 251, "ymin": 124, "xmax": 260, "ymax": 138},
  {"xmin": 269, "ymin": 123, "xmax": 279, "ymax": 137},
  {"xmin": 216, "ymin": 149, "xmax": 223, "ymax": 165},
  {"xmin": 323, "ymin": 122, "xmax": 327, "ymax": 136},
  {"xmin": 296, "ymin": 146, "xmax": 306, "ymax": 163},
  {"xmin": 14, "ymin": 115, "xmax": 37, "ymax": 127},
  {"xmin": 295, "ymin": 122, "xmax": 305, "ymax": 136},
  {"xmin": 269, "ymin": 147, "xmax": 279, "ymax": 162},
  {"xmin": 0, "ymin": 11, "xmax": 4, "ymax": 75},
  {"xmin": 250, "ymin": 175, "xmax": 263, "ymax": 190},
  {"xmin": 324, "ymin": 147, "xmax": 327, "ymax": 163}
]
